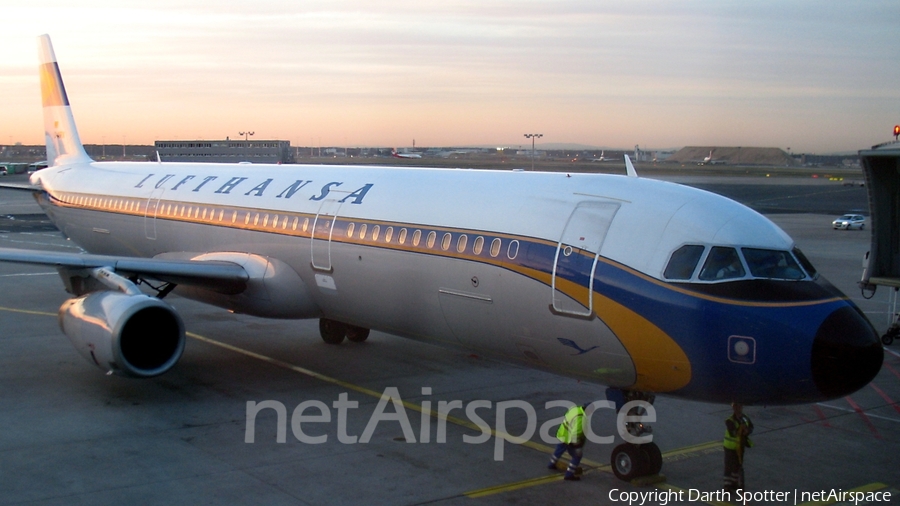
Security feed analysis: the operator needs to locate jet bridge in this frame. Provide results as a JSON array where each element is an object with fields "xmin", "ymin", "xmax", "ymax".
[{"xmin": 858, "ymin": 140, "xmax": 900, "ymax": 344}]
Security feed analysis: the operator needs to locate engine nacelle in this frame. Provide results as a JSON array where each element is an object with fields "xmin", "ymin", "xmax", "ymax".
[{"xmin": 59, "ymin": 291, "xmax": 185, "ymax": 378}]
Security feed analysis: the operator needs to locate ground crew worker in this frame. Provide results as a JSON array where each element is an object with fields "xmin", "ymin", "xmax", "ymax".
[
  {"xmin": 548, "ymin": 403, "xmax": 587, "ymax": 481},
  {"xmin": 723, "ymin": 402, "xmax": 753, "ymax": 494}
]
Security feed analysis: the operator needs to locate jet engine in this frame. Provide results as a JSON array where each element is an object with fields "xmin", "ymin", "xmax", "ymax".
[{"xmin": 59, "ymin": 291, "xmax": 185, "ymax": 378}]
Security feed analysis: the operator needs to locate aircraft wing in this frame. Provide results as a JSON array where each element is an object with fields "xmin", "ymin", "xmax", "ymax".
[
  {"xmin": 0, "ymin": 182, "xmax": 42, "ymax": 191},
  {"xmin": 0, "ymin": 247, "xmax": 249, "ymax": 294}
]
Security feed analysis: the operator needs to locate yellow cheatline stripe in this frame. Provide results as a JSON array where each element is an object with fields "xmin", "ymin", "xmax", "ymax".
[
  {"xmin": 0, "ymin": 306, "xmax": 56, "ymax": 317},
  {"xmin": 797, "ymin": 482, "xmax": 890, "ymax": 506},
  {"xmin": 187, "ymin": 332, "xmax": 604, "ymax": 466},
  {"xmin": 465, "ymin": 440, "xmax": 720, "ymax": 499}
]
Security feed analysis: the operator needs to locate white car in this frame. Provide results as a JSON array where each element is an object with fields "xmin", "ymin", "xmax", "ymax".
[{"xmin": 832, "ymin": 214, "xmax": 865, "ymax": 230}]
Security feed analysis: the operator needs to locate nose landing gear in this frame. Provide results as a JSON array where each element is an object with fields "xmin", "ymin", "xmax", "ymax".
[{"xmin": 608, "ymin": 390, "xmax": 663, "ymax": 481}]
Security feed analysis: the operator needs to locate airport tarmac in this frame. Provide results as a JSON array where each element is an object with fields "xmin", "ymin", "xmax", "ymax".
[{"xmin": 0, "ymin": 178, "xmax": 898, "ymax": 505}]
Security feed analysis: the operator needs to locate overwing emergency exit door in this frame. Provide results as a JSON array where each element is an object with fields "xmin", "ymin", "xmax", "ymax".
[{"xmin": 144, "ymin": 187, "xmax": 165, "ymax": 240}]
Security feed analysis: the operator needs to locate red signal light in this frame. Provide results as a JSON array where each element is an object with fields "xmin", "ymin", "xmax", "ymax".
[{"xmin": 894, "ymin": 125, "xmax": 900, "ymax": 139}]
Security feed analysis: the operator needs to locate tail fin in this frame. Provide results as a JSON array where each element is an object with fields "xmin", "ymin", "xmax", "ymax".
[
  {"xmin": 624, "ymin": 154, "xmax": 638, "ymax": 178},
  {"xmin": 38, "ymin": 35, "xmax": 91, "ymax": 166}
]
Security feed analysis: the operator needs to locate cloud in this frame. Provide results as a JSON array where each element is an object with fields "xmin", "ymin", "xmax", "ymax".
[{"xmin": 2, "ymin": 1, "xmax": 899, "ymax": 151}]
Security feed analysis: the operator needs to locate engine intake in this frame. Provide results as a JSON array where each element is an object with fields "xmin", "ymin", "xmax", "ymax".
[{"xmin": 59, "ymin": 291, "xmax": 185, "ymax": 377}]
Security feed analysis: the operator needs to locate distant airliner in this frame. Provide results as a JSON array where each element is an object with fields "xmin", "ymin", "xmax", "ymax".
[
  {"xmin": 391, "ymin": 148, "xmax": 422, "ymax": 159},
  {"xmin": 698, "ymin": 149, "xmax": 725, "ymax": 165},
  {"xmin": 0, "ymin": 36, "xmax": 882, "ymax": 482},
  {"xmin": 591, "ymin": 150, "xmax": 607, "ymax": 162}
]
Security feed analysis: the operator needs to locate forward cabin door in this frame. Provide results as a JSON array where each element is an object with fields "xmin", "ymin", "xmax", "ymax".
[{"xmin": 551, "ymin": 201, "xmax": 620, "ymax": 317}]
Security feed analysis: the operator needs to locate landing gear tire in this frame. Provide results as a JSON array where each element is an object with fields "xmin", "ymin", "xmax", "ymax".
[
  {"xmin": 346, "ymin": 325, "xmax": 370, "ymax": 343},
  {"xmin": 319, "ymin": 318, "xmax": 347, "ymax": 345},
  {"xmin": 883, "ymin": 334, "xmax": 894, "ymax": 346},
  {"xmin": 640, "ymin": 442, "xmax": 663, "ymax": 475},
  {"xmin": 611, "ymin": 443, "xmax": 646, "ymax": 481}
]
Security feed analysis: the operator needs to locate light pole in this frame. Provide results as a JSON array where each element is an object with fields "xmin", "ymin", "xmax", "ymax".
[
  {"xmin": 239, "ymin": 131, "xmax": 255, "ymax": 141},
  {"xmin": 524, "ymin": 133, "xmax": 542, "ymax": 171}
]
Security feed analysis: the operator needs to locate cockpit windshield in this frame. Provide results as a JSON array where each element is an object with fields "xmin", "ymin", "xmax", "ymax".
[
  {"xmin": 698, "ymin": 247, "xmax": 746, "ymax": 281},
  {"xmin": 742, "ymin": 248, "xmax": 806, "ymax": 280},
  {"xmin": 663, "ymin": 245, "xmax": 705, "ymax": 280},
  {"xmin": 665, "ymin": 244, "xmax": 813, "ymax": 282}
]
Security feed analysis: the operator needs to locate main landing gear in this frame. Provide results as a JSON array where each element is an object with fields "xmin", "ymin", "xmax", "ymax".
[
  {"xmin": 608, "ymin": 390, "xmax": 663, "ymax": 481},
  {"xmin": 319, "ymin": 318, "xmax": 370, "ymax": 345}
]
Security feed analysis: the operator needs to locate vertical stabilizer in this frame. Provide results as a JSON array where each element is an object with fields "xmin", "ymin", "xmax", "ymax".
[
  {"xmin": 624, "ymin": 154, "xmax": 638, "ymax": 178},
  {"xmin": 38, "ymin": 35, "xmax": 91, "ymax": 166}
]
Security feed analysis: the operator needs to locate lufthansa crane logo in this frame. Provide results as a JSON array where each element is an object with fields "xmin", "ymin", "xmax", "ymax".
[{"xmin": 557, "ymin": 338, "xmax": 599, "ymax": 355}]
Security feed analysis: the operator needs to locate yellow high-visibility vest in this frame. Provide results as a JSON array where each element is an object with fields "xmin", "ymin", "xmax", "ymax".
[{"xmin": 556, "ymin": 405, "xmax": 585, "ymax": 444}]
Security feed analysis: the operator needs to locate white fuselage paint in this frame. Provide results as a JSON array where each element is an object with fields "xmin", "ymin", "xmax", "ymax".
[{"xmin": 31, "ymin": 161, "xmax": 792, "ymax": 391}]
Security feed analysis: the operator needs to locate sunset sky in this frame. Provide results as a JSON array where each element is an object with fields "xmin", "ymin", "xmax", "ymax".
[{"xmin": 1, "ymin": 1, "xmax": 898, "ymax": 153}]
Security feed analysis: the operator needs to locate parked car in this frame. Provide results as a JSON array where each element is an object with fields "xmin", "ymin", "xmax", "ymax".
[
  {"xmin": 0, "ymin": 166, "xmax": 8, "ymax": 176},
  {"xmin": 832, "ymin": 214, "xmax": 865, "ymax": 230}
]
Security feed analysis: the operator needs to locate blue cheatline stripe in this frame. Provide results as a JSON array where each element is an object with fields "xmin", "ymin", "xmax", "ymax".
[{"xmin": 43, "ymin": 188, "xmax": 849, "ymax": 401}]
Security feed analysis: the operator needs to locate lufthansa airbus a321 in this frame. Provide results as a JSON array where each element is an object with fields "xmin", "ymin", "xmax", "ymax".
[{"xmin": 0, "ymin": 35, "xmax": 883, "ymax": 481}]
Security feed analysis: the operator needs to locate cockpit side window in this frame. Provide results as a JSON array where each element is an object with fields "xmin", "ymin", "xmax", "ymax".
[
  {"xmin": 664, "ymin": 245, "xmax": 705, "ymax": 280},
  {"xmin": 698, "ymin": 247, "xmax": 746, "ymax": 281},
  {"xmin": 792, "ymin": 247, "xmax": 818, "ymax": 278},
  {"xmin": 742, "ymin": 248, "xmax": 806, "ymax": 280}
]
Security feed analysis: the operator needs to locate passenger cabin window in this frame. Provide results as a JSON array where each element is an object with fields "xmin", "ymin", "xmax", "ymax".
[
  {"xmin": 699, "ymin": 247, "xmax": 745, "ymax": 281},
  {"xmin": 473, "ymin": 236, "xmax": 484, "ymax": 255},
  {"xmin": 742, "ymin": 248, "xmax": 806, "ymax": 280},
  {"xmin": 664, "ymin": 245, "xmax": 705, "ymax": 280}
]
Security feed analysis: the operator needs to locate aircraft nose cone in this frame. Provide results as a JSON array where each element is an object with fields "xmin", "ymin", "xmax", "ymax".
[{"xmin": 811, "ymin": 306, "xmax": 883, "ymax": 399}]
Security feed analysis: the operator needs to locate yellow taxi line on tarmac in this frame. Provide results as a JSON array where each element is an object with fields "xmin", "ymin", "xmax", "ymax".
[
  {"xmin": 1, "ymin": 306, "xmax": 731, "ymax": 502},
  {"xmin": 0, "ymin": 306, "xmax": 56, "ymax": 317},
  {"xmin": 464, "ymin": 440, "xmax": 721, "ymax": 499},
  {"xmin": 464, "ymin": 469, "xmax": 604, "ymax": 498},
  {"xmin": 187, "ymin": 332, "xmax": 604, "ymax": 465},
  {"xmin": 0, "ymin": 304, "xmax": 582, "ymax": 461}
]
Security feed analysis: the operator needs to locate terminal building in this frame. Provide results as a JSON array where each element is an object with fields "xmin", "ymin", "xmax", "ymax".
[{"xmin": 154, "ymin": 139, "xmax": 293, "ymax": 164}]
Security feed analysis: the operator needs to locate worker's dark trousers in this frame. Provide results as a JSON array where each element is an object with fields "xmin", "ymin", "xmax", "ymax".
[
  {"xmin": 550, "ymin": 443, "xmax": 583, "ymax": 475},
  {"xmin": 723, "ymin": 448, "xmax": 744, "ymax": 493}
]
